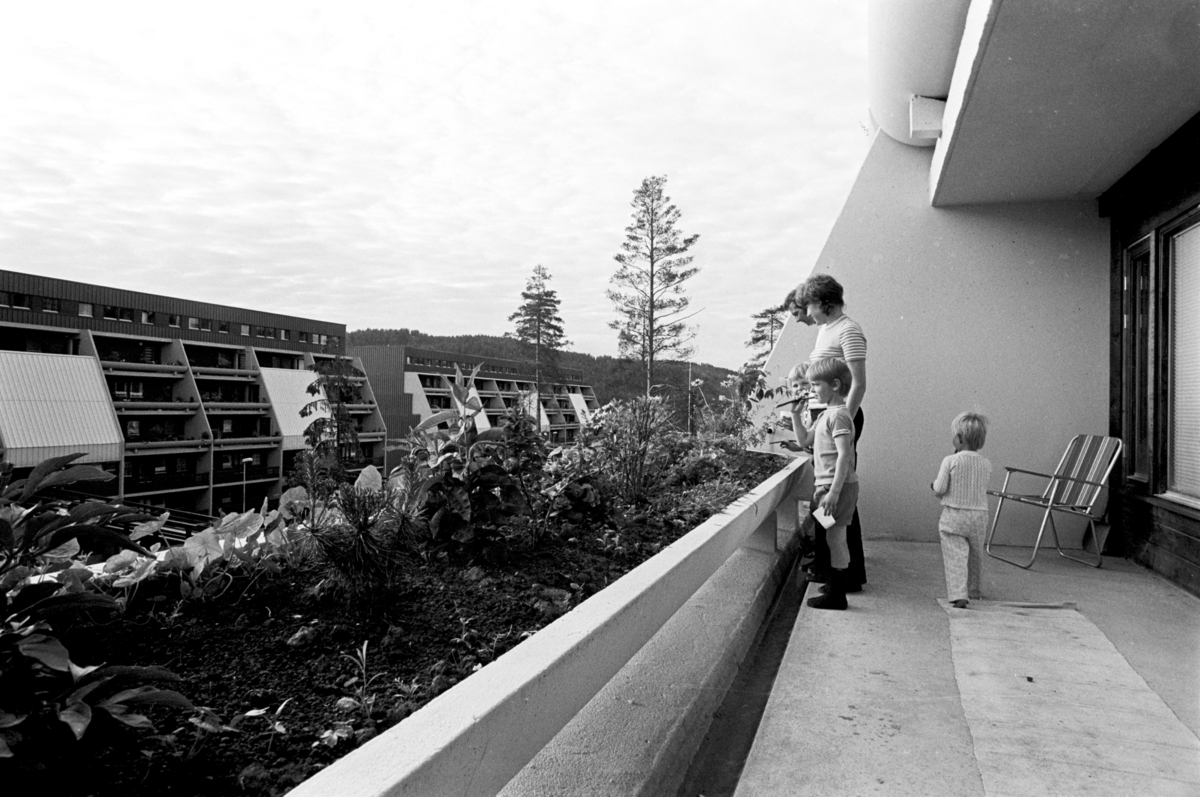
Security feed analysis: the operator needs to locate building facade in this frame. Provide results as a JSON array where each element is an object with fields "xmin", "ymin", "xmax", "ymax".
[
  {"xmin": 762, "ymin": 0, "xmax": 1200, "ymax": 593},
  {"xmin": 350, "ymin": 345, "xmax": 600, "ymax": 457},
  {"xmin": 0, "ymin": 270, "xmax": 386, "ymax": 515}
]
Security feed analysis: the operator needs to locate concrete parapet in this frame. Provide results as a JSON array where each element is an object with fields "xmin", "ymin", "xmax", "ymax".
[
  {"xmin": 288, "ymin": 456, "xmax": 812, "ymax": 797},
  {"xmin": 501, "ymin": 528, "xmax": 801, "ymax": 796}
]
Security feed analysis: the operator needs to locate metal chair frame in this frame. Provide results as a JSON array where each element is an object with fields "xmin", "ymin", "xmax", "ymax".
[{"xmin": 985, "ymin": 435, "xmax": 1123, "ymax": 569}]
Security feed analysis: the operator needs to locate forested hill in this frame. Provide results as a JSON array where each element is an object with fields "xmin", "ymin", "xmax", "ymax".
[{"xmin": 347, "ymin": 328, "xmax": 736, "ymax": 409}]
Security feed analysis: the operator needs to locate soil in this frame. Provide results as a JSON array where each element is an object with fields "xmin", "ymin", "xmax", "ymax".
[{"xmin": 3, "ymin": 452, "xmax": 784, "ymax": 797}]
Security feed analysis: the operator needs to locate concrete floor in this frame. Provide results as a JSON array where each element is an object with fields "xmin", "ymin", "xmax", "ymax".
[{"xmin": 733, "ymin": 541, "xmax": 1200, "ymax": 796}]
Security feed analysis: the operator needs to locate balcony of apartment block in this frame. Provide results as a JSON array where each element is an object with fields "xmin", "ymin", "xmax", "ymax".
[
  {"xmin": 123, "ymin": 471, "xmax": 210, "ymax": 497},
  {"xmin": 100, "ymin": 359, "xmax": 189, "ymax": 379},
  {"xmin": 191, "ymin": 365, "xmax": 258, "ymax": 382},
  {"xmin": 202, "ymin": 399, "xmax": 272, "ymax": 415},
  {"xmin": 211, "ymin": 465, "xmax": 281, "ymax": 485},
  {"xmin": 208, "ymin": 431, "xmax": 282, "ymax": 449},
  {"xmin": 340, "ymin": 401, "xmax": 378, "ymax": 416},
  {"xmin": 111, "ymin": 395, "xmax": 201, "ymax": 415},
  {"xmin": 122, "ymin": 421, "xmax": 209, "ymax": 453}
]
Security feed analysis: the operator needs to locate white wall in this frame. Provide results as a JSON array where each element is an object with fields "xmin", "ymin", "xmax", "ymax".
[{"xmin": 765, "ymin": 131, "xmax": 1110, "ymax": 543}]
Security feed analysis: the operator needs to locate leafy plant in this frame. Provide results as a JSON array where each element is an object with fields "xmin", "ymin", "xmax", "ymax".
[
  {"xmin": 0, "ymin": 455, "xmax": 154, "ymax": 599},
  {"xmin": 340, "ymin": 641, "xmax": 383, "ymax": 717},
  {"xmin": 587, "ymin": 396, "xmax": 676, "ymax": 505}
]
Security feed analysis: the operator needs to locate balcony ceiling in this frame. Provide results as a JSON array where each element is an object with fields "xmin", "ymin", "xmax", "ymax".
[{"xmin": 931, "ymin": 0, "xmax": 1200, "ymax": 206}]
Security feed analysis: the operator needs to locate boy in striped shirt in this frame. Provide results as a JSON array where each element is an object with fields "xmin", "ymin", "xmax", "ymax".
[{"xmin": 931, "ymin": 413, "xmax": 993, "ymax": 609}]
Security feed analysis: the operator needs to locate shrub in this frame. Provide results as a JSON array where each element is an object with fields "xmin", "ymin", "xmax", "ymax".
[
  {"xmin": 0, "ymin": 455, "xmax": 190, "ymax": 760},
  {"xmin": 586, "ymin": 396, "xmax": 676, "ymax": 506}
]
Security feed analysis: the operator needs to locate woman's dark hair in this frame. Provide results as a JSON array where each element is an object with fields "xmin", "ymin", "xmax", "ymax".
[
  {"xmin": 800, "ymin": 274, "xmax": 844, "ymax": 315},
  {"xmin": 782, "ymin": 287, "xmax": 801, "ymax": 310}
]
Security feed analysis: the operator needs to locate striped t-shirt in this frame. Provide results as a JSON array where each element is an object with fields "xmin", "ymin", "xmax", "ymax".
[
  {"xmin": 809, "ymin": 315, "xmax": 867, "ymax": 364},
  {"xmin": 932, "ymin": 450, "xmax": 992, "ymax": 510}
]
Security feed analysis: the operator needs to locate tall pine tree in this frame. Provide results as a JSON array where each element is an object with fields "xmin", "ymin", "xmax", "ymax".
[
  {"xmin": 507, "ymin": 265, "xmax": 571, "ymax": 392},
  {"xmin": 745, "ymin": 303, "xmax": 788, "ymax": 367},
  {"xmin": 607, "ymin": 175, "xmax": 700, "ymax": 397}
]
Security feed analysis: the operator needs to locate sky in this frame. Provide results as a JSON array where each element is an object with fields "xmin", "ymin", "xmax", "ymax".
[{"xmin": 0, "ymin": 1, "xmax": 870, "ymax": 370}]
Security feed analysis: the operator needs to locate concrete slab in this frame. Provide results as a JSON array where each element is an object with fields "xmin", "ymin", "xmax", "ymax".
[
  {"xmin": 943, "ymin": 600, "xmax": 1200, "ymax": 793},
  {"xmin": 734, "ymin": 542, "xmax": 1200, "ymax": 796}
]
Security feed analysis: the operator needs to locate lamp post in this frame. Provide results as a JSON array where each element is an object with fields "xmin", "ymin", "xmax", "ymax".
[{"xmin": 241, "ymin": 457, "xmax": 254, "ymax": 511}]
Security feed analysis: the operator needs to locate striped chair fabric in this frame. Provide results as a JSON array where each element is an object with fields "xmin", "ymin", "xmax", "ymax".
[{"xmin": 1046, "ymin": 435, "xmax": 1123, "ymax": 510}]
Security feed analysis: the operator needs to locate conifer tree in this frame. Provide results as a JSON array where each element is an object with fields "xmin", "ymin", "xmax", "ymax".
[
  {"xmin": 607, "ymin": 175, "xmax": 700, "ymax": 396},
  {"xmin": 507, "ymin": 265, "xmax": 571, "ymax": 390},
  {"xmin": 745, "ymin": 303, "xmax": 788, "ymax": 367}
]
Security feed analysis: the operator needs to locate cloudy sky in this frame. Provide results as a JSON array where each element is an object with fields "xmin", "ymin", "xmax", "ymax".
[{"xmin": 1, "ymin": 1, "xmax": 870, "ymax": 369}]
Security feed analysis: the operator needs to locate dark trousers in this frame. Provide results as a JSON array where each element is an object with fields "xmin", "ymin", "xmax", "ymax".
[{"xmin": 810, "ymin": 406, "xmax": 866, "ymax": 586}]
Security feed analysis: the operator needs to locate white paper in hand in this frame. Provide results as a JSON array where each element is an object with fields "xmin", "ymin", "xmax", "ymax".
[{"xmin": 812, "ymin": 505, "xmax": 836, "ymax": 529}]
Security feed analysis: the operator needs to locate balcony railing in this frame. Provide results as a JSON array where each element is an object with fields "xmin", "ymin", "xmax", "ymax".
[
  {"xmin": 209, "ymin": 435, "xmax": 282, "ymax": 447},
  {"xmin": 113, "ymin": 401, "xmax": 200, "ymax": 414},
  {"xmin": 101, "ymin": 361, "xmax": 188, "ymax": 377},
  {"xmin": 203, "ymin": 401, "xmax": 270, "ymax": 412},
  {"xmin": 124, "ymin": 473, "xmax": 209, "ymax": 494},
  {"xmin": 125, "ymin": 437, "xmax": 208, "ymax": 451},
  {"xmin": 212, "ymin": 466, "xmax": 280, "ymax": 484}
]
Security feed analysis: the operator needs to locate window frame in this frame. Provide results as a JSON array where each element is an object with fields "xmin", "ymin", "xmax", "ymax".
[{"xmin": 1119, "ymin": 204, "xmax": 1200, "ymax": 507}]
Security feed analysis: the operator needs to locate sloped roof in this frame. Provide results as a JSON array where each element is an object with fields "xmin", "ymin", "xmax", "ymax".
[
  {"xmin": 0, "ymin": 351, "xmax": 124, "ymax": 467},
  {"xmin": 260, "ymin": 367, "xmax": 328, "ymax": 451}
]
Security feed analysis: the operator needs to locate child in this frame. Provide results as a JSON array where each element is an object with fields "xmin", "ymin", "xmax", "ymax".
[
  {"xmin": 931, "ymin": 412, "xmax": 993, "ymax": 609},
  {"xmin": 800, "ymin": 357, "xmax": 858, "ymax": 610},
  {"xmin": 776, "ymin": 362, "xmax": 811, "ymax": 453}
]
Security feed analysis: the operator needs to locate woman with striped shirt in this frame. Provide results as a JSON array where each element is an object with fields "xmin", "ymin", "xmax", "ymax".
[{"xmin": 797, "ymin": 274, "xmax": 868, "ymax": 592}]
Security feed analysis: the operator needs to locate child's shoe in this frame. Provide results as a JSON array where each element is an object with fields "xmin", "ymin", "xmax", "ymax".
[
  {"xmin": 950, "ymin": 599, "xmax": 968, "ymax": 609},
  {"xmin": 807, "ymin": 569, "xmax": 848, "ymax": 610}
]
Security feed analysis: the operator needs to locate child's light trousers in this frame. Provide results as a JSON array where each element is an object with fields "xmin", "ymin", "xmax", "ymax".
[{"xmin": 938, "ymin": 507, "xmax": 988, "ymax": 602}]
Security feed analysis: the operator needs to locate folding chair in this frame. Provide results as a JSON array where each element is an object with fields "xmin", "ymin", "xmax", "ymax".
[{"xmin": 985, "ymin": 435, "xmax": 1122, "ymax": 569}]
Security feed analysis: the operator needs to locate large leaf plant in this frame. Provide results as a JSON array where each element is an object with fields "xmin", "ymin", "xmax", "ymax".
[{"xmin": 0, "ymin": 455, "xmax": 192, "ymax": 759}]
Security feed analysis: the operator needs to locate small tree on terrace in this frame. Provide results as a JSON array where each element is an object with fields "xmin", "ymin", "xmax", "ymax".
[
  {"xmin": 506, "ymin": 265, "xmax": 572, "ymax": 390},
  {"xmin": 745, "ymin": 303, "xmax": 788, "ymax": 367},
  {"xmin": 607, "ymin": 175, "xmax": 700, "ymax": 397}
]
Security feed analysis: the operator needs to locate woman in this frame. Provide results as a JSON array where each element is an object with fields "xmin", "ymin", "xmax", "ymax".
[{"xmin": 798, "ymin": 274, "xmax": 868, "ymax": 592}]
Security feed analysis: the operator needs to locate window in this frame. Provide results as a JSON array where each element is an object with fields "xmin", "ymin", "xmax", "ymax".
[
  {"xmin": 169, "ymin": 314, "xmax": 180, "ymax": 328},
  {"xmin": 188, "ymin": 317, "xmax": 200, "ymax": 330},
  {"xmin": 103, "ymin": 305, "xmax": 119, "ymax": 320},
  {"xmin": 119, "ymin": 308, "xmax": 134, "ymax": 323},
  {"xmin": 255, "ymin": 326, "xmax": 273, "ymax": 338},
  {"xmin": 126, "ymin": 420, "xmax": 140, "ymax": 439},
  {"xmin": 240, "ymin": 324, "xmax": 251, "ymax": 336},
  {"xmin": 218, "ymin": 321, "xmax": 229, "ymax": 334},
  {"xmin": 10, "ymin": 293, "xmax": 30, "ymax": 310},
  {"xmin": 1121, "ymin": 208, "xmax": 1200, "ymax": 506},
  {"xmin": 199, "ymin": 318, "xmax": 212, "ymax": 332},
  {"xmin": 0, "ymin": 291, "xmax": 8, "ymax": 306},
  {"xmin": 154, "ymin": 462, "xmax": 167, "ymax": 475},
  {"xmin": 140, "ymin": 310, "xmax": 155, "ymax": 324},
  {"xmin": 299, "ymin": 331, "xmax": 309, "ymax": 343},
  {"xmin": 1168, "ymin": 218, "xmax": 1200, "ymax": 501},
  {"xmin": 222, "ymin": 419, "xmax": 233, "ymax": 434},
  {"xmin": 279, "ymin": 329, "xmax": 289, "ymax": 341},
  {"xmin": 42, "ymin": 298, "xmax": 60, "ymax": 314}
]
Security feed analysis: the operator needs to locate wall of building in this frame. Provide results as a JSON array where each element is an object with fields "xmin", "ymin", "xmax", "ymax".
[{"xmin": 765, "ymin": 131, "xmax": 1110, "ymax": 542}]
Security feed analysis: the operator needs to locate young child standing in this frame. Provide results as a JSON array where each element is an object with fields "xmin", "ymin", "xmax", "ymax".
[
  {"xmin": 931, "ymin": 412, "xmax": 993, "ymax": 609},
  {"xmin": 776, "ymin": 362, "xmax": 811, "ymax": 454},
  {"xmin": 801, "ymin": 357, "xmax": 858, "ymax": 610}
]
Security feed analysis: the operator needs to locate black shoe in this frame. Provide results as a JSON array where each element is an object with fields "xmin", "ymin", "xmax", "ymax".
[
  {"xmin": 807, "ymin": 590, "xmax": 847, "ymax": 610},
  {"xmin": 807, "ymin": 569, "xmax": 848, "ymax": 610}
]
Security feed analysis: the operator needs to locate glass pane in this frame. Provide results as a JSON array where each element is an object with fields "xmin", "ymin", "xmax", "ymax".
[{"xmin": 1170, "ymin": 222, "xmax": 1200, "ymax": 498}]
